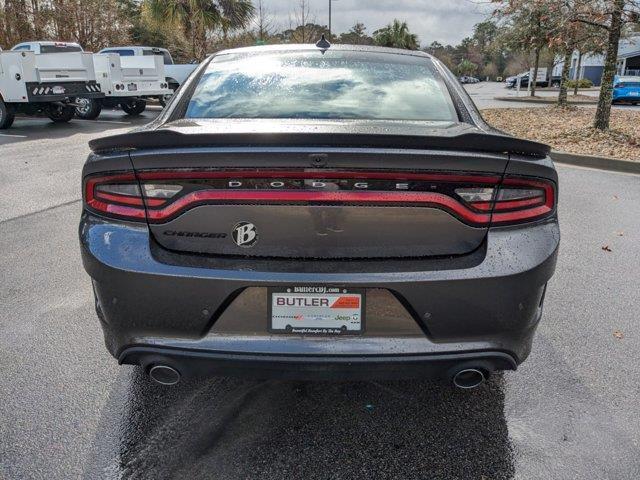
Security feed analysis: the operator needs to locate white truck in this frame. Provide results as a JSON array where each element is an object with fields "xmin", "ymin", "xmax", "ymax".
[
  {"xmin": 98, "ymin": 46, "xmax": 199, "ymax": 105},
  {"xmin": 1, "ymin": 42, "xmax": 103, "ymax": 129},
  {"xmin": 74, "ymin": 52, "xmax": 172, "ymax": 119}
]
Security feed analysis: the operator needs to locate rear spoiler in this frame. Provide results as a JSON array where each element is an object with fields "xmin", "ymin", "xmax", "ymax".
[{"xmin": 89, "ymin": 128, "xmax": 551, "ymax": 158}]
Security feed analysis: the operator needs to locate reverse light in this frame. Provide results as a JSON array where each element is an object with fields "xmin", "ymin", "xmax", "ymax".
[{"xmin": 142, "ymin": 184, "xmax": 183, "ymax": 198}]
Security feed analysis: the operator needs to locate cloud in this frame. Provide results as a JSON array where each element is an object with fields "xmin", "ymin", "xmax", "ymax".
[{"xmin": 262, "ymin": 0, "xmax": 492, "ymax": 46}]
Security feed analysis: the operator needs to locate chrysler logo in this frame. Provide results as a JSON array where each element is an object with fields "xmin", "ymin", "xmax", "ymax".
[{"xmin": 232, "ymin": 222, "xmax": 257, "ymax": 247}]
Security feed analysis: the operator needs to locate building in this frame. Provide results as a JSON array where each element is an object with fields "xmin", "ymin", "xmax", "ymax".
[{"xmin": 552, "ymin": 35, "xmax": 640, "ymax": 85}]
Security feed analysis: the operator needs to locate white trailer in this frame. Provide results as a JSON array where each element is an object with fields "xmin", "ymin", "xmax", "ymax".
[
  {"xmin": 98, "ymin": 46, "xmax": 199, "ymax": 105},
  {"xmin": 0, "ymin": 47, "xmax": 103, "ymax": 129},
  {"xmin": 75, "ymin": 53, "xmax": 172, "ymax": 119}
]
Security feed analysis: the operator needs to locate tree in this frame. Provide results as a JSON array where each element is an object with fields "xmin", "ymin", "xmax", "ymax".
[
  {"xmin": 424, "ymin": 41, "xmax": 456, "ymax": 70},
  {"xmin": 571, "ymin": 0, "xmax": 639, "ymax": 130},
  {"xmin": 338, "ymin": 22, "xmax": 374, "ymax": 45},
  {"xmin": 493, "ymin": 1, "xmax": 559, "ymax": 97},
  {"xmin": 280, "ymin": 23, "xmax": 329, "ymax": 43},
  {"xmin": 146, "ymin": 0, "xmax": 254, "ymax": 61},
  {"xmin": 253, "ymin": 0, "xmax": 274, "ymax": 42},
  {"xmin": 286, "ymin": 0, "xmax": 321, "ymax": 43},
  {"xmin": 457, "ymin": 58, "xmax": 479, "ymax": 76},
  {"xmin": 373, "ymin": 19, "xmax": 419, "ymax": 50}
]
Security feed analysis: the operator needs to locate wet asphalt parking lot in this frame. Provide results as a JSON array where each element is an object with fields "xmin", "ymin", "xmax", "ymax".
[{"xmin": 1, "ymin": 97, "xmax": 639, "ymax": 479}]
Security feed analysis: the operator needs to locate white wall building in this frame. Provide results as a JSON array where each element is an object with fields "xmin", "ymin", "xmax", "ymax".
[{"xmin": 552, "ymin": 35, "xmax": 640, "ymax": 85}]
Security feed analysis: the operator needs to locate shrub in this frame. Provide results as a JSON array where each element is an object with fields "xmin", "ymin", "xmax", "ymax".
[{"xmin": 565, "ymin": 79, "xmax": 594, "ymax": 89}]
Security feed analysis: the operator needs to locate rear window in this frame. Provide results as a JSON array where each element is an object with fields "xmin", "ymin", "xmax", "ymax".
[
  {"xmin": 143, "ymin": 49, "xmax": 173, "ymax": 64},
  {"xmin": 185, "ymin": 50, "xmax": 458, "ymax": 121},
  {"xmin": 40, "ymin": 44, "xmax": 82, "ymax": 53},
  {"xmin": 102, "ymin": 49, "xmax": 135, "ymax": 56}
]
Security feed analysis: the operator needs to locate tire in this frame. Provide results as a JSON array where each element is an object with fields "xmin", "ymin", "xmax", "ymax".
[
  {"xmin": 0, "ymin": 99, "xmax": 16, "ymax": 129},
  {"xmin": 46, "ymin": 104, "xmax": 75, "ymax": 123},
  {"xmin": 158, "ymin": 93, "xmax": 173, "ymax": 108},
  {"xmin": 121, "ymin": 99, "xmax": 146, "ymax": 116},
  {"xmin": 75, "ymin": 97, "xmax": 102, "ymax": 120}
]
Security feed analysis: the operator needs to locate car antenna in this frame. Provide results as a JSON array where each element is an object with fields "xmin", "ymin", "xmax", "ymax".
[{"xmin": 315, "ymin": 34, "xmax": 331, "ymax": 50}]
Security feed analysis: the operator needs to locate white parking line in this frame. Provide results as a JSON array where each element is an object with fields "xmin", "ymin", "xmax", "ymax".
[
  {"xmin": 74, "ymin": 119, "xmax": 131, "ymax": 125},
  {"xmin": 0, "ymin": 133, "xmax": 28, "ymax": 138}
]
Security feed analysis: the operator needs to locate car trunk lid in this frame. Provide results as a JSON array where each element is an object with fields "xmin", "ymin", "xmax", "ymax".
[{"xmin": 94, "ymin": 120, "xmax": 549, "ymax": 259}]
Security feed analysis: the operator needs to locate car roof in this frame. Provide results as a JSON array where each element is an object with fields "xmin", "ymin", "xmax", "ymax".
[
  {"xmin": 214, "ymin": 43, "xmax": 434, "ymax": 60},
  {"xmin": 100, "ymin": 46, "xmax": 168, "ymax": 51},
  {"xmin": 616, "ymin": 76, "xmax": 640, "ymax": 82},
  {"xmin": 15, "ymin": 41, "xmax": 80, "ymax": 46}
]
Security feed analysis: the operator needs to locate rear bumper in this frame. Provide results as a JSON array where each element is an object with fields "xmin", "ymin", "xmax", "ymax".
[
  {"xmin": 120, "ymin": 347, "xmax": 517, "ymax": 381},
  {"xmin": 80, "ymin": 212, "xmax": 559, "ymax": 379},
  {"xmin": 613, "ymin": 94, "xmax": 640, "ymax": 102},
  {"xmin": 25, "ymin": 81, "xmax": 103, "ymax": 102},
  {"xmin": 104, "ymin": 89, "xmax": 171, "ymax": 99}
]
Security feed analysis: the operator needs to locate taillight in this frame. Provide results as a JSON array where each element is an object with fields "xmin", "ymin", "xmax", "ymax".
[
  {"xmin": 84, "ymin": 173, "xmax": 146, "ymax": 221},
  {"xmin": 491, "ymin": 176, "xmax": 556, "ymax": 225},
  {"xmin": 83, "ymin": 172, "xmax": 181, "ymax": 222},
  {"xmin": 83, "ymin": 170, "xmax": 555, "ymax": 226}
]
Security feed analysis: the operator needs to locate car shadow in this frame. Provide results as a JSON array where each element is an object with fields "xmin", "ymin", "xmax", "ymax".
[
  {"xmin": 85, "ymin": 368, "xmax": 513, "ymax": 480},
  {"xmin": 0, "ymin": 110, "xmax": 160, "ymax": 146}
]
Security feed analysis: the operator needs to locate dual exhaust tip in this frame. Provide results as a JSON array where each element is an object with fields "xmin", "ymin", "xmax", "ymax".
[
  {"xmin": 452, "ymin": 368, "xmax": 486, "ymax": 389},
  {"xmin": 148, "ymin": 364, "xmax": 181, "ymax": 385},
  {"xmin": 147, "ymin": 364, "xmax": 486, "ymax": 389}
]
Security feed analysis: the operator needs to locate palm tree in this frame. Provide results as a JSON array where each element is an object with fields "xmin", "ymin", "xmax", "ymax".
[
  {"xmin": 373, "ymin": 19, "xmax": 419, "ymax": 50},
  {"xmin": 146, "ymin": 0, "xmax": 255, "ymax": 60}
]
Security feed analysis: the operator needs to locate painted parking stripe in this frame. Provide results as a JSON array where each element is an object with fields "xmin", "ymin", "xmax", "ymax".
[
  {"xmin": 0, "ymin": 133, "xmax": 28, "ymax": 138},
  {"xmin": 74, "ymin": 119, "xmax": 131, "ymax": 125}
]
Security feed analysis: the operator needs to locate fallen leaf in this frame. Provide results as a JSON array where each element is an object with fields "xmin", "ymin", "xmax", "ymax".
[
  {"xmin": 602, "ymin": 245, "xmax": 612, "ymax": 252},
  {"xmin": 613, "ymin": 330, "xmax": 624, "ymax": 339},
  {"xmin": 480, "ymin": 107, "xmax": 640, "ymax": 162}
]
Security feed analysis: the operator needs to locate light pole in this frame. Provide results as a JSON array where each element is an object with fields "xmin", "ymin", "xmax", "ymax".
[{"xmin": 329, "ymin": 0, "xmax": 338, "ymax": 37}]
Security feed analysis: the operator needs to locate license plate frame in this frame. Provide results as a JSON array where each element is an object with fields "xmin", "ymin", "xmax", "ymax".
[{"xmin": 268, "ymin": 286, "xmax": 365, "ymax": 335}]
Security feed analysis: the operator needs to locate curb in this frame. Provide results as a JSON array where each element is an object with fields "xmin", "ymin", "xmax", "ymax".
[
  {"xmin": 493, "ymin": 96, "xmax": 597, "ymax": 105},
  {"xmin": 550, "ymin": 151, "xmax": 640, "ymax": 174}
]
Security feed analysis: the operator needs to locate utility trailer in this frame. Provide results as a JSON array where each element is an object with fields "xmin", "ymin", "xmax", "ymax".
[
  {"xmin": 75, "ymin": 53, "xmax": 172, "ymax": 119},
  {"xmin": 0, "ymin": 48, "xmax": 103, "ymax": 129},
  {"xmin": 98, "ymin": 46, "xmax": 198, "ymax": 106}
]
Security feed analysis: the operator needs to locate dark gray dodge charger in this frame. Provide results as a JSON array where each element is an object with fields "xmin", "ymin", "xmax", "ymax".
[{"xmin": 80, "ymin": 42, "xmax": 559, "ymax": 388}]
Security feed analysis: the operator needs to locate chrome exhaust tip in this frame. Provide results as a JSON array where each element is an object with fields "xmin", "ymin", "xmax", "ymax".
[
  {"xmin": 148, "ymin": 364, "xmax": 181, "ymax": 385},
  {"xmin": 452, "ymin": 368, "xmax": 486, "ymax": 389}
]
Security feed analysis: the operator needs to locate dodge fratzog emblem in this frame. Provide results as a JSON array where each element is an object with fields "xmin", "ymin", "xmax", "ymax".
[{"xmin": 232, "ymin": 222, "xmax": 258, "ymax": 247}]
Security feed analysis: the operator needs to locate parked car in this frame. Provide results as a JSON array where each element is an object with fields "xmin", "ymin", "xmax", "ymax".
[
  {"xmin": 459, "ymin": 75, "xmax": 480, "ymax": 84},
  {"xmin": 80, "ymin": 42, "xmax": 559, "ymax": 388},
  {"xmin": 11, "ymin": 41, "xmax": 83, "ymax": 54},
  {"xmin": 0, "ymin": 45, "xmax": 103, "ymax": 128},
  {"xmin": 98, "ymin": 46, "xmax": 199, "ymax": 105},
  {"xmin": 505, "ymin": 71, "xmax": 561, "ymax": 88},
  {"xmin": 612, "ymin": 75, "xmax": 640, "ymax": 104}
]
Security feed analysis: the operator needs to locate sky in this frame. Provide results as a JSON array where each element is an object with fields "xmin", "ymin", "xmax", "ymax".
[{"xmin": 263, "ymin": 0, "xmax": 493, "ymax": 47}]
